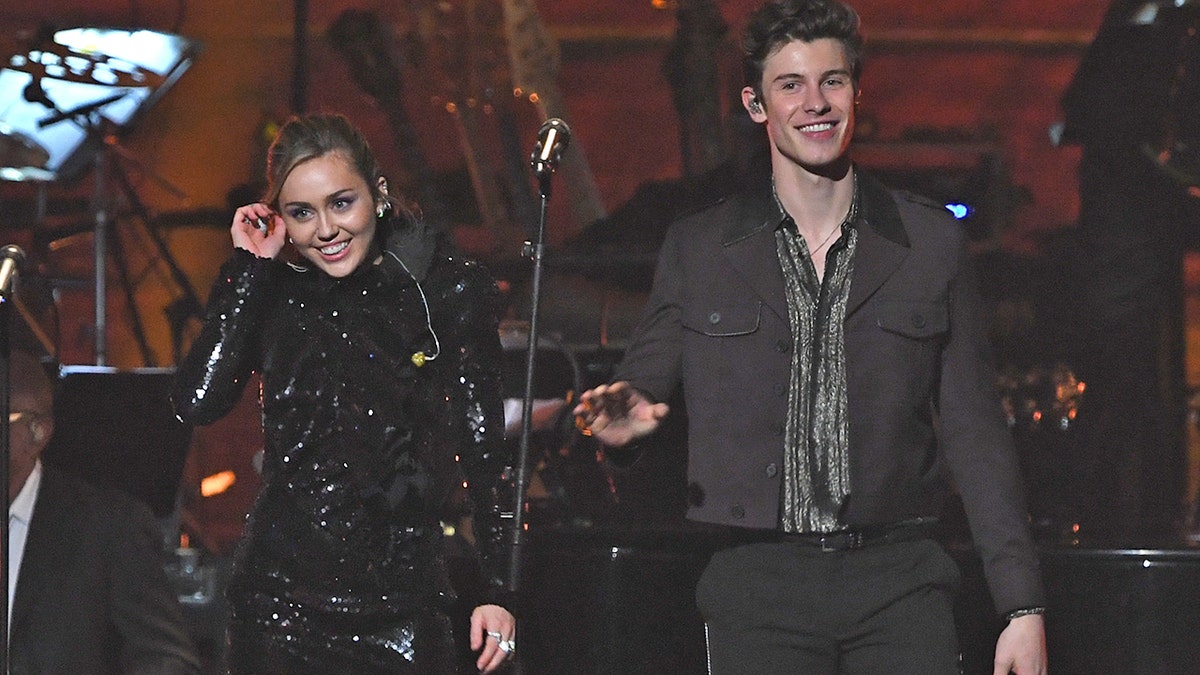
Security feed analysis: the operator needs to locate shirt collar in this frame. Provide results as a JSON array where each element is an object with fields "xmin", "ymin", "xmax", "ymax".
[
  {"xmin": 769, "ymin": 171, "xmax": 861, "ymax": 234},
  {"xmin": 9, "ymin": 459, "xmax": 42, "ymax": 525}
]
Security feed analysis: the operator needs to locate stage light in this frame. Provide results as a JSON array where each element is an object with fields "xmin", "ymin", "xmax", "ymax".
[
  {"xmin": 945, "ymin": 203, "xmax": 973, "ymax": 219},
  {"xmin": 200, "ymin": 470, "xmax": 236, "ymax": 497}
]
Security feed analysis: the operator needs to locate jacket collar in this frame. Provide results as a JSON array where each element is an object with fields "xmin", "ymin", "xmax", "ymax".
[
  {"xmin": 719, "ymin": 168, "xmax": 909, "ymax": 248},
  {"xmin": 720, "ymin": 167, "xmax": 911, "ymax": 320}
]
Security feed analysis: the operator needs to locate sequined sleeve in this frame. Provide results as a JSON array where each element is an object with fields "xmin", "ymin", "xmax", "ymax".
[
  {"xmin": 426, "ymin": 255, "xmax": 515, "ymax": 607},
  {"xmin": 173, "ymin": 248, "xmax": 275, "ymax": 426}
]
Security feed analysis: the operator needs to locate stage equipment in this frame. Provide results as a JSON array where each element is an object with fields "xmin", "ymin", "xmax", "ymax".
[
  {"xmin": 0, "ymin": 27, "xmax": 196, "ymax": 181},
  {"xmin": 0, "ymin": 242, "xmax": 28, "ymax": 663},
  {"xmin": 2, "ymin": 27, "xmax": 200, "ymax": 365},
  {"xmin": 506, "ymin": 117, "xmax": 572, "ymax": 673},
  {"xmin": 41, "ymin": 365, "xmax": 192, "ymax": 518},
  {"xmin": 0, "ymin": 122, "xmax": 52, "ymax": 182},
  {"xmin": 1056, "ymin": 0, "xmax": 1200, "ymax": 537},
  {"xmin": 497, "ymin": 322, "xmax": 619, "ymax": 527},
  {"xmin": 519, "ymin": 527, "xmax": 1200, "ymax": 673}
]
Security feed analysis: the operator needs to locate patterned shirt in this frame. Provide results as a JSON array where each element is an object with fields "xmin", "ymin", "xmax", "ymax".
[{"xmin": 773, "ymin": 174, "xmax": 860, "ymax": 533}]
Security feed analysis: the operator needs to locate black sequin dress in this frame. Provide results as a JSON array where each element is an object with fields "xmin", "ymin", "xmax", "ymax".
[{"xmin": 173, "ymin": 229, "xmax": 513, "ymax": 674}]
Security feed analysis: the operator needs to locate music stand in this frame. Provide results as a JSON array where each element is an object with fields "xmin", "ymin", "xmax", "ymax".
[
  {"xmin": 0, "ymin": 27, "xmax": 198, "ymax": 180},
  {"xmin": 0, "ymin": 27, "xmax": 199, "ymax": 365},
  {"xmin": 41, "ymin": 365, "xmax": 192, "ymax": 519}
]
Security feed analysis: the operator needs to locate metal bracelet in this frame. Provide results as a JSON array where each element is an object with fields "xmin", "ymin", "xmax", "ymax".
[{"xmin": 1004, "ymin": 606, "xmax": 1047, "ymax": 622}]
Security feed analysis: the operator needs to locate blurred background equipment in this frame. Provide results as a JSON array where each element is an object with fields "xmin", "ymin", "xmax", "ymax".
[
  {"xmin": 0, "ymin": 27, "xmax": 196, "ymax": 181},
  {"xmin": 41, "ymin": 365, "xmax": 191, "ymax": 518},
  {"xmin": 1, "ymin": 25, "xmax": 202, "ymax": 367},
  {"xmin": 1056, "ymin": 0, "xmax": 1200, "ymax": 540}
]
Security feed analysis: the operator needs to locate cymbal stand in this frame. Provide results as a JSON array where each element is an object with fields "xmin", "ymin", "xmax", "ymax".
[
  {"xmin": 91, "ymin": 142, "xmax": 110, "ymax": 365},
  {"xmin": 104, "ymin": 138, "xmax": 203, "ymax": 364},
  {"xmin": 30, "ymin": 92, "xmax": 126, "ymax": 366},
  {"xmin": 81, "ymin": 122, "xmax": 157, "ymax": 366},
  {"xmin": 1, "ymin": 275, "xmax": 12, "ymax": 675},
  {"xmin": 51, "ymin": 106, "xmax": 199, "ymax": 366},
  {"xmin": 32, "ymin": 89, "xmax": 139, "ymax": 365}
]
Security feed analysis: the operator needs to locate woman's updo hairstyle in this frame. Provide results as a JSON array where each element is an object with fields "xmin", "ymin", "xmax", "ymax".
[{"xmin": 264, "ymin": 113, "xmax": 396, "ymax": 217}]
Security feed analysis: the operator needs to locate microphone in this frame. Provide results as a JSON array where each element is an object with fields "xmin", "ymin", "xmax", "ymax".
[
  {"xmin": 0, "ymin": 244, "xmax": 26, "ymax": 298},
  {"xmin": 530, "ymin": 118, "xmax": 571, "ymax": 176}
]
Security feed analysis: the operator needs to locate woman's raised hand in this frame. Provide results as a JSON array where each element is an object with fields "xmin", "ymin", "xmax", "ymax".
[{"xmin": 231, "ymin": 203, "xmax": 287, "ymax": 259}]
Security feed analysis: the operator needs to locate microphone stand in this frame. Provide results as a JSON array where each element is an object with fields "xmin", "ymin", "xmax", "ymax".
[
  {"xmin": 1, "ymin": 262, "xmax": 16, "ymax": 672},
  {"xmin": 507, "ymin": 142, "xmax": 564, "ymax": 674}
]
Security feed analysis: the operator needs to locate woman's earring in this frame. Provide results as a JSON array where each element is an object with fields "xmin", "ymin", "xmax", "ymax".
[{"xmin": 377, "ymin": 206, "xmax": 386, "ymax": 218}]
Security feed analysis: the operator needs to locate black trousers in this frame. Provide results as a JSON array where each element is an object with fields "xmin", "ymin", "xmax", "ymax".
[{"xmin": 695, "ymin": 538, "xmax": 961, "ymax": 674}]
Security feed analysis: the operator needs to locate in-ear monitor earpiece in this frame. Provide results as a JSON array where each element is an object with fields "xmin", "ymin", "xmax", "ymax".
[{"xmin": 383, "ymin": 250, "xmax": 441, "ymax": 368}]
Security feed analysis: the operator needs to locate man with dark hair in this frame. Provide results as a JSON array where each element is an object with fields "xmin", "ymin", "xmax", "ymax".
[
  {"xmin": 6, "ymin": 350, "xmax": 200, "ymax": 674},
  {"xmin": 575, "ymin": 0, "xmax": 1047, "ymax": 672}
]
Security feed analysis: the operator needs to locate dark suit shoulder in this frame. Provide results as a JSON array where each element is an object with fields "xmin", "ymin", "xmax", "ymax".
[
  {"xmin": 895, "ymin": 189, "xmax": 947, "ymax": 212},
  {"xmin": 665, "ymin": 188, "xmax": 772, "ymax": 245},
  {"xmin": 891, "ymin": 189, "xmax": 961, "ymax": 231},
  {"xmin": 886, "ymin": 187, "xmax": 960, "ymax": 233},
  {"xmin": 660, "ymin": 198, "xmax": 728, "ymax": 247},
  {"xmin": 882, "ymin": 191, "xmax": 969, "ymax": 264},
  {"xmin": 673, "ymin": 193, "xmax": 729, "ymax": 223}
]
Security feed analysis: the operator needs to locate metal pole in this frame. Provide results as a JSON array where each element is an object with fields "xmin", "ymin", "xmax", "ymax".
[
  {"xmin": 1, "ymin": 268, "xmax": 14, "ymax": 671},
  {"xmin": 506, "ymin": 159, "xmax": 559, "ymax": 674},
  {"xmin": 93, "ymin": 148, "xmax": 107, "ymax": 366}
]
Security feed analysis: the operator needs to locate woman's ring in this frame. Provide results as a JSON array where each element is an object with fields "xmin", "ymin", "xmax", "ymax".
[{"xmin": 498, "ymin": 639, "xmax": 516, "ymax": 655}]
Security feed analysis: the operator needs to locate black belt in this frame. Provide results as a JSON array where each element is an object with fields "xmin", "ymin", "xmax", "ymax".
[{"xmin": 777, "ymin": 519, "xmax": 936, "ymax": 552}]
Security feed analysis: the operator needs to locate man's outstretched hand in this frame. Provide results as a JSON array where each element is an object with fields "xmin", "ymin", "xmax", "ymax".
[{"xmin": 573, "ymin": 381, "xmax": 669, "ymax": 447}]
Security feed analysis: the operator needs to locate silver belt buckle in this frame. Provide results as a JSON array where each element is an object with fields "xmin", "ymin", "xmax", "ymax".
[{"xmin": 820, "ymin": 531, "xmax": 864, "ymax": 552}]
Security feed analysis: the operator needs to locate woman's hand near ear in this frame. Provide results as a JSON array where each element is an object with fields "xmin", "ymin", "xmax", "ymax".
[{"xmin": 232, "ymin": 204, "xmax": 287, "ymax": 259}]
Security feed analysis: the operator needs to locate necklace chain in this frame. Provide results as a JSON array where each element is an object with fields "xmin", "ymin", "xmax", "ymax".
[
  {"xmin": 771, "ymin": 178, "xmax": 846, "ymax": 258},
  {"xmin": 806, "ymin": 225, "xmax": 840, "ymax": 256}
]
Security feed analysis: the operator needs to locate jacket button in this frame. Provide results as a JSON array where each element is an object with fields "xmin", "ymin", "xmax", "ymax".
[
  {"xmin": 775, "ymin": 340, "xmax": 789, "ymax": 353},
  {"xmin": 709, "ymin": 312, "xmax": 721, "ymax": 324},
  {"xmin": 765, "ymin": 463, "xmax": 778, "ymax": 478},
  {"xmin": 911, "ymin": 312, "xmax": 926, "ymax": 328},
  {"xmin": 731, "ymin": 505, "xmax": 745, "ymax": 519},
  {"xmin": 774, "ymin": 383, "xmax": 786, "ymax": 396}
]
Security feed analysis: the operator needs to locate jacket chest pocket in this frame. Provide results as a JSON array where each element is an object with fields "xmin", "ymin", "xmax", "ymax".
[
  {"xmin": 874, "ymin": 299, "xmax": 948, "ymax": 341},
  {"xmin": 681, "ymin": 301, "xmax": 771, "ymax": 399},
  {"xmin": 682, "ymin": 301, "xmax": 763, "ymax": 337},
  {"xmin": 686, "ymin": 299, "xmax": 777, "ymax": 398},
  {"xmin": 857, "ymin": 299, "xmax": 948, "ymax": 391}
]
